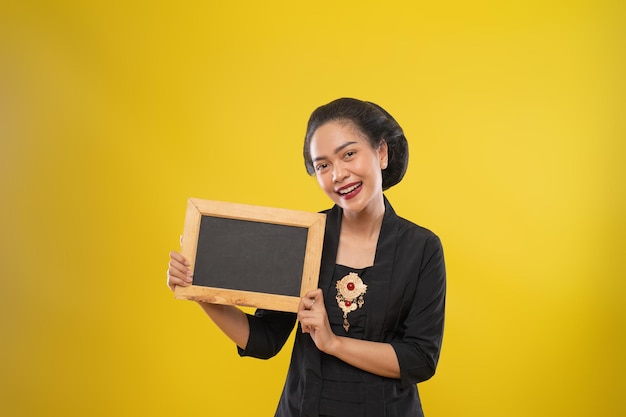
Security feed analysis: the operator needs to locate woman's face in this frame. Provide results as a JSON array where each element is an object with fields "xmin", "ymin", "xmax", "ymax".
[{"xmin": 309, "ymin": 120, "xmax": 388, "ymax": 215}]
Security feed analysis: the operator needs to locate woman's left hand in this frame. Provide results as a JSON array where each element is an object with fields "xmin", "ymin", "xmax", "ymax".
[
  {"xmin": 297, "ymin": 288, "xmax": 338, "ymax": 353},
  {"xmin": 298, "ymin": 288, "xmax": 401, "ymax": 379}
]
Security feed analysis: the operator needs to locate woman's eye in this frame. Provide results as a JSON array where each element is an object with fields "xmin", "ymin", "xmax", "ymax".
[
  {"xmin": 344, "ymin": 150, "xmax": 356, "ymax": 158},
  {"xmin": 315, "ymin": 163, "xmax": 329, "ymax": 171}
]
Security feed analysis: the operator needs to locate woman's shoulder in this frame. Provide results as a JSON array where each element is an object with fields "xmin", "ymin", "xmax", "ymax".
[
  {"xmin": 385, "ymin": 199, "xmax": 440, "ymax": 242},
  {"xmin": 395, "ymin": 214, "xmax": 441, "ymax": 243}
]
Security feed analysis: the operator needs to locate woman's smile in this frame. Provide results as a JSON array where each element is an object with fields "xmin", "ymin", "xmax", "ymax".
[{"xmin": 336, "ymin": 181, "xmax": 362, "ymax": 199}]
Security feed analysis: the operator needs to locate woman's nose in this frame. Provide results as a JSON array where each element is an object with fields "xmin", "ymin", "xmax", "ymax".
[{"xmin": 332, "ymin": 163, "xmax": 348, "ymax": 183}]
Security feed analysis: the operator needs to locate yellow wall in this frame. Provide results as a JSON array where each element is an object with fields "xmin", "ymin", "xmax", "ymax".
[{"xmin": 1, "ymin": 1, "xmax": 624, "ymax": 416}]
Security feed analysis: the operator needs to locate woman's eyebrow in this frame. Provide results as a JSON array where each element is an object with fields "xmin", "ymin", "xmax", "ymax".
[{"xmin": 312, "ymin": 141, "xmax": 357, "ymax": 162}]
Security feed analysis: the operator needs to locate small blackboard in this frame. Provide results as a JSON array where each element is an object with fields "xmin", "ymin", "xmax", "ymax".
[{"xmin": 175, "ymin": 198, "xmax": 326, "ymax": 312}]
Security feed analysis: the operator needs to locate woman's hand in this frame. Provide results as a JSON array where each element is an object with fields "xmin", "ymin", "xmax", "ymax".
[
  {"xmin": 300, "ymin": 288, "xmax": 401, "ymax": 379},
  {"xmin": 167, "ymin": 250, "xmax": 193, "ymax": 292},
  {"xmin": 297, "ymin": 289, "xmax": 338, "ymax": 353},
  {"xmin": 168, "ymin": 250, "xmax": 250, "ymax": 349}
]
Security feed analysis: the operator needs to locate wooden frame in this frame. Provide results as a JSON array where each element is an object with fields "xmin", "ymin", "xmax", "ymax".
[{"xmin": 175, "ymin": 198, "xmax": 326, "ymax": 313}]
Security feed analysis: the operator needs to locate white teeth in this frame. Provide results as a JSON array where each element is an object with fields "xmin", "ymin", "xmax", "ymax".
[{"xmin": 339, "ymin": 183, "xmax": 360, "ymax": 194}]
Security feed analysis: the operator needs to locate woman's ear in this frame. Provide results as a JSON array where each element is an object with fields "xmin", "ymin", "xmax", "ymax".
[{"xmin": 379, "ymin": 140, "xmax": 389, "ymax": 169}]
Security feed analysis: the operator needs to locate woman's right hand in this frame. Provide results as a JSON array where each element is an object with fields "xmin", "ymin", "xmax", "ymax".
[{"xmin": 167, "ymin": 250, "xmax": 193, "ymax": 292}]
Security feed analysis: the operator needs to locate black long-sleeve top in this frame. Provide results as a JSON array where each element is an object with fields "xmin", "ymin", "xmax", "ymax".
[{"xmin": 239, "ymin": 197, "xmax": 446, "ymax": 417}]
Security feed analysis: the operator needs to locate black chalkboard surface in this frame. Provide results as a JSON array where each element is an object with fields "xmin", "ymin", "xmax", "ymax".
[
  {"xmin": 175, "ymin": 198, "xmax": 326, "ymax": 312},
  {"xmin": 194, "ymin": 216, "xmax": 307, "ymax": 297}
]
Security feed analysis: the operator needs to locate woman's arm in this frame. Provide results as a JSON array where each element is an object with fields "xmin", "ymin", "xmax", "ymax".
[
  {"xmin": 196, "ymin": 302, "xmax": 250, "ymax": 350},
  {"xmin": 326, "ymin": 335, "xmax": 401, "ymax": 378},
  {"xmin": 298, "ymin": 290, "xmax": 400, "ymax": 379},
  {"xmin": 168, "ymin": 251, "xmax": 249, "ymax": 349}
]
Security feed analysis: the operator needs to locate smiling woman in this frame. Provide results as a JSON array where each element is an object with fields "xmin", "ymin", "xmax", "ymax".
[
  {"xmin": 3, "ymin": 0, "xmax": 623, "ymax": 415},
  {"xmin": 167, "ymin": 97, "xmax": 446, "ymax": 417}
]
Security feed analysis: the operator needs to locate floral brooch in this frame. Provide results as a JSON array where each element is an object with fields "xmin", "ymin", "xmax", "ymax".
[{"xmin": 335, "ymin": 272, "xmax": 367, "ymax": 332}]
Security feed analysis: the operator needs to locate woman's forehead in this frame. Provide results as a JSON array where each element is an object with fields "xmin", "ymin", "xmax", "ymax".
[{"xmin": 310, "ymin": 121, "xmax": 369, "ymax": 151}]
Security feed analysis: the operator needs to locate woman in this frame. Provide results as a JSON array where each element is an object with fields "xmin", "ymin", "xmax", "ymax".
[{"xmin": 167, "ymin": 98, "xmax": 446, "ymax": 416}]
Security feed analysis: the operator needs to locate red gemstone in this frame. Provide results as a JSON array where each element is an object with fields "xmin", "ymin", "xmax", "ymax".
[
  {"xmin": 345, "ymin": 301, "xmax": 352, "ymax": 307},
  {"xmin": 347, "ymin": 282, "xmax": 355, "ymax": 291}
]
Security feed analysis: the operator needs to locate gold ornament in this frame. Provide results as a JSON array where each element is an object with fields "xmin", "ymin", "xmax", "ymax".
[{"xmin": 335, "ymin": 272, "xmax": 367, "ymax": 332}]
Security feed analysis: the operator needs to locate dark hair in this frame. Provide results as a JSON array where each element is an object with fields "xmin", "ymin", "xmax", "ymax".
[{"xmin": 303, "ymin": 97, "xmax": 408, "ymax": 190}]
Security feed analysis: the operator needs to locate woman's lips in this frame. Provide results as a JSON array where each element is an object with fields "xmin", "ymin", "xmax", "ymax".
[{"xmin": 336, "ymin": 182, "xmax": 362, "ymax": 199}]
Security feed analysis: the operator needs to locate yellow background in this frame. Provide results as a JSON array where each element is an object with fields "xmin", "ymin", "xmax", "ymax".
[{"xmin": 1, "ymin": 1, "xmax": 624, "ymax": 416}]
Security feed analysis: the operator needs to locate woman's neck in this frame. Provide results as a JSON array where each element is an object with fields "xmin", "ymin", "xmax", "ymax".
[
  {"xmin": 336, "ymin": 197, "xmax": 385, "ymax": 269},
  {"xmin": 340, "ymin": 196, "xmax": 385, "ymax": 240}
]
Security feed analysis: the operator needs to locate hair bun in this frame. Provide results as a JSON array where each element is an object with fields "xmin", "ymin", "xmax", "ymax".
[{"xmin": 365, "ymin": 101, "xmax": 409, "ymax": 190}]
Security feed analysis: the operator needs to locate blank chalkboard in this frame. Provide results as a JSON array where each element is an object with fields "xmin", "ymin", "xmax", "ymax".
[
  {"xmin": 194, "ymin": 216, "xmax": 308, "ymax": 296},
  {"xmin": 175, "ymin": 198, "xmax": 326, "ymax": 312}
]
